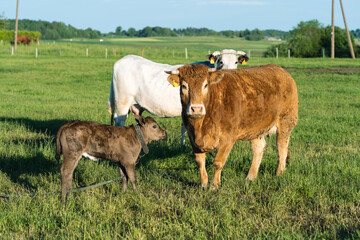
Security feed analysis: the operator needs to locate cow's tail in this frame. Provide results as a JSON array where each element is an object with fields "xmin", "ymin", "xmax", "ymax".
[{"xmin": 108, "ymin": 73, "xmax": 115, "ymax": 126}]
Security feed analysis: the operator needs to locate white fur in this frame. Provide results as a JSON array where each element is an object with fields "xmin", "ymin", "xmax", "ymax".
[{"xmin": 82, "ymin": 152, "xmax": 99, "ymax": 161}]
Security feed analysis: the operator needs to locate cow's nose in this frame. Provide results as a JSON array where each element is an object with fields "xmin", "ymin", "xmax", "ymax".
[{"xmin": 190, "ymin": 105, "xmax": 204, "ymax": 115}]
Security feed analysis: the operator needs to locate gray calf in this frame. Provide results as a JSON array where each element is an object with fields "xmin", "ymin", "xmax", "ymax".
[{"xmin": 55, "ymin": 115, "xmax": 166, "ymax": 199}]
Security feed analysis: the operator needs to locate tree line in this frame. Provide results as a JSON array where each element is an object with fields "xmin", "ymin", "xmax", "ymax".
[
  {"xmin": 111, "ymin": 26, "xmax": 288, "ymax": 40},
  {"xmin": 264, "ymin": 20, "xmax": 359, "ymax": 58},
  {"xmin": 4, "ymin": 19, "xmax": 102, "ymax": 40},
  {"xmin": 1, "ymin": 18, "xmax": 288, "ymax": 40}
]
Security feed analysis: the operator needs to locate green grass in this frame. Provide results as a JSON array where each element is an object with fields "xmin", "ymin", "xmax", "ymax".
[{"xmin": 0, "ymin": 39, "xmax": 359, "ymax": 239}]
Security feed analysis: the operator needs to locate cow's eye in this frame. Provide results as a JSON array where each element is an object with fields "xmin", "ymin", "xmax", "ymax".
[
  {"xmin": 220, "ymin": 61, "xmax": 223, "ymax": 65},
  {"xmin": 235, "ymin": 62, "xmax": 238, "ymax": 64},
  {"xmin": 204, "ymin": 83, "xmax": 208, "ymax": 89},
  {"xmin": 182, "ymin": 84, "xmax": 187, "ymax": 90},
  {"xmin": 153, "ymin": 125, "xmax": 157, "ymax": 129}
]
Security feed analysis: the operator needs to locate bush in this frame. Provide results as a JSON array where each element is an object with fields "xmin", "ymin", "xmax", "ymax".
[{"xmin": 0, "ymin": 30, "xmax": 41, "ymax": 42}]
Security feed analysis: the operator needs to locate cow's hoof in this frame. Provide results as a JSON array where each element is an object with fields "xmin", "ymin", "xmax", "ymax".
[
  {"xmin": 245, "ymin": 175, "xmax": 256, "ymax": 181},
  {"xmin": 209, "ymin": 184, "xmax": 220, "ymax": 191}
]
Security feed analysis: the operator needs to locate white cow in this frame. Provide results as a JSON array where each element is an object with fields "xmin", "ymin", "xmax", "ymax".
[{"xmin": 108, "ymin": 50, "xmax": 249, "ymax": 144}]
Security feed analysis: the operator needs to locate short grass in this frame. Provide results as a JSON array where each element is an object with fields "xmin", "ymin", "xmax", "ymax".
[{"xmin": 0, "ymin": 41, "xmax": 359, "ymax": 239}]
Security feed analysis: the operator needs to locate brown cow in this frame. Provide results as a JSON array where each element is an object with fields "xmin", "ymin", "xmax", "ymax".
[
  {"xmin": 55, "ymin": 115, "xmax": 166, "ymax": 200},
  {"xmin": 17, "ymin": 35, "xmax": 31, "ymax": 46},
  {"xmin": 166, "ymin": 64, "xmax": 298, "ymax": 189}
]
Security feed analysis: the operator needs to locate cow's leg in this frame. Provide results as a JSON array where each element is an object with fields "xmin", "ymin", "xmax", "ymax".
[
  {"xmin": 60, "ymin": 153, "xmax": 82, "ymax": 200},
  {"xmin": 180, "ymin": 124, "xmax": 187, "ymax": 145},
  {"xmin": 211, "ymin": 143, "xmax": 234, "ymax": 190},
  {"xmin": 114, "ymin": 97, "xmax": 134, "ymax": 126},
  {"xmin": 130, "ymin": 104, "xmax": 144, "ymax": 117},
  {"xmin": 276, "ymin": 129, "xmax": 291, "ymax": 176},
  {"xmin": 195, "ymin": 153, "xmax": 208, "ymax": 188},
  {"xmin": 246, "ymin": 136, "xmax": 266, "ymax": 181},
  {"xmin": 117, "ymin": 163, "xmax": 129, "ymax": 192}
]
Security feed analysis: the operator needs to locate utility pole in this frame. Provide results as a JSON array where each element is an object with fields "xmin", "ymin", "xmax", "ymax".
[
  {"xmin": 339, "ymin": 0, "xmax": 355, "ymax": 59},
  {"xmin": 331, "ymin": 0, "xmax": 335, "ymax": 58},
  {"xmin": 14, "ymin": 0, "xmax": 19, "ymax": 51}
]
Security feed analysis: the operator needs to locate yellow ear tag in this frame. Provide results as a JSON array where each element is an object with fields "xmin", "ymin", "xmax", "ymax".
[
  {"xmin": 242, "ymin": 60, "xmax": 247, "ymax": 65},
  {"xmin": 172, "ymin": 81, "xmax": 179, "ymax": 87},
  {"xmin": 210, "ymin": 58, "xmax": 215, "ymax": 64}
]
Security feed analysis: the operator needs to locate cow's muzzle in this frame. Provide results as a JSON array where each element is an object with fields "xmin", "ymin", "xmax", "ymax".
[{"xmin": 187, "ymin": 104, "xmax": 206, "ymax": 118}]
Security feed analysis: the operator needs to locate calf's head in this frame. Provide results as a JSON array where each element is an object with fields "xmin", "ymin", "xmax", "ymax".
[
  {"xmin": 166, "ymin": 64, "xmax": 224, "ymax": 118},
  {"xmin": 135, "ymin": 115, "xmax": 167, "ymax": 141}
]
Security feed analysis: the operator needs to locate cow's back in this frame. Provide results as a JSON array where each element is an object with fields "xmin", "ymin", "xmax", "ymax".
[
  {"xmin": 207, "ymin": 64, "xmax": 298, "ymax": 141},
  {"xmin": 112, "ymin": 55, "xmax": 183, "ymax": 117}
]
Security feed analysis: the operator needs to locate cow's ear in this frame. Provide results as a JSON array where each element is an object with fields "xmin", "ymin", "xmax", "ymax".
[
  {"xmin": 206, "ymin": 54, "xmax": 216, "ymax": 64},
  {"xmin": 134, "ymin": 114, "xmax": 146, "ymax": 126},
  {"xmin": 209, "ymin": 72, "xmax": 224, "ymax": 85},
  {"xmin": 167, "ymin": 74, "xmax": 180, "ymax": 87},
  {"xmin": 238, "ymin": 55, "xmax": 249, "ymax": 65}
]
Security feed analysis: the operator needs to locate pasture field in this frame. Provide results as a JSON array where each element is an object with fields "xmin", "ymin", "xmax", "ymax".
[{"xmin": 0, "ymin": 40, "xmax": 360, "ymax": 239}]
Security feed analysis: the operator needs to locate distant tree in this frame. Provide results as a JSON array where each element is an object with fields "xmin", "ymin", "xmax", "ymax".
[
  {"xmin": 127, "ymin": 27, "xmax": 137, "ymax": 37},
  {"xmin": 245, "ymin": 28, "xmax": 264, "ymax": 41},
  {"xmin": 321, "ymin": 25, "xmax": 356, "ymax": 58},
  {"xmin": 115, "ymin": 26, "xmax": 122, "ymax": 35},
  {"xmin": 288, "ymin": 20, "xmax": 323, "ymax": 57},
  {"xmin": 221, "ymin": 30, "xmax": 235, "ymax": 38},
  {"xmin": 0, "ymin": 13, "xmax": 6, "ymax": 30}
]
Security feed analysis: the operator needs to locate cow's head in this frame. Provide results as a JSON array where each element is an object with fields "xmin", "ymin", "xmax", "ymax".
[
  {"xmin": 166, "ymin": 65, "xmax": 224, "ymax": 118},
  {"xmin": 208, "ymin": 49, "xmax": 249, "ymax": 69}
]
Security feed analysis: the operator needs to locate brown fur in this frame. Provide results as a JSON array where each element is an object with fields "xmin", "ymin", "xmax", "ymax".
[
  {"xmin": 16, "ymin": 35, "xmax": 31, "ymax": 46},
  {"xmin": 56, "ymin": 116, "xmax": 166, "ymax": 200},
  {"xmin": 168, "ymin": 64, "xmax": 298, "ymax": 189}
]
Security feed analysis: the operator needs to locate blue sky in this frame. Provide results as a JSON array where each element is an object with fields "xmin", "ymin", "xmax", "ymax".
[{"xmin": 1, "ymin": 0, "xmax": 359, "ymax": 33}]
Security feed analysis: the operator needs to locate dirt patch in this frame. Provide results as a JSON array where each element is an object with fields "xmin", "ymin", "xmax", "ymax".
[{"xmin": 284, "ymin": 68, "xmax": 360, "ymax": 73}]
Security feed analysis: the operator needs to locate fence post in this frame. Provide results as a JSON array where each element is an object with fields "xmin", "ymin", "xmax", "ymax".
[
  {"xmin": 276, "ymin": 48, "xmax": 278, "ymax": 59},
  {"xmin": 322, "ymin": 48, "xmax": 325, "ymax": 58},
  {"xmin": 142, "ymin": 49, "xmax": 144, "ymax": 57},
  {"xmin": 11, "ymin": 47, "xmax": 14, "ymax": 55},
  {"xmin": 86, "ymin": 48, "xmax": 88, "ymax": 57},
  {"xmin": 59, "ymin": 48, "xmax": 62, "ymax": 57},
  {"xmin": 185, "ymin": 48, "xmax": 188, "ymax": 59},
  {"xmin": 105, "ymin": 48, "xmax": 108, "ymax": 58},
  {"xmin": 288, "ymin": 49, "xmax": 290, "ymax": 58},
  {"xmin": 35, "ymin": 48, "xmax": 38, "ymax": 58},
  {"xmin": 172, "ymin": 49, "xmax": 175, "ymax": 58},
  {"xmin": 248, "ymin": 50, "xmax": 251, "ymax": 58}
]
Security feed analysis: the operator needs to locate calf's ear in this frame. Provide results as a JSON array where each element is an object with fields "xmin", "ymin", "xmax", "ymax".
[
  {"xmin": 209, "ymin": 72, "xmax": 224, "ymax": 85},
  {"xmin": 134, "ymin": 114, "xmax": 146, "ymax": 126},
  {"xmin": 167, "ymin": 74, "xmax": 180, "ymax": 87}
]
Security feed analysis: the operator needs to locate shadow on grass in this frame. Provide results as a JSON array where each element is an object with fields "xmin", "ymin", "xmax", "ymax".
[
  {"xmin": 0, "ymin": 117, "xmax": 69, "ymax": 138},
  {"xmin": 0, "ymin": 117, "xmax": 69, "ymax": 190},
  {"xmin": 0, "ymin": 152, "xmax": 58, "ymax": 190}
]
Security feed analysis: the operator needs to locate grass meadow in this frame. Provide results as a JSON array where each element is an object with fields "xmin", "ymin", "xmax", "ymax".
[{"xmin": 0, "ymin": 37, "xmax": 359, "ymax": 239}]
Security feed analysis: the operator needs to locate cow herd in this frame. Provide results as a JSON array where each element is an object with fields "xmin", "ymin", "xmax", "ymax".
[{"xmin": 56, "ymin": 49, "xmax": 298, "ymax": 199}]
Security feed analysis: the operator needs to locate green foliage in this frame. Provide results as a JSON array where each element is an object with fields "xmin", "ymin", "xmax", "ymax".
[
  {"xmin": 265, "ymin": 20, "xmax": 358, "ymax": 58},
  {"xmin": 5, "ymin": 19, "xmax": 101, "ymax": 40},
  {"xmin": 0, "ymin": 13, "xmax": 6, "ymax": 30},
  {"xmin": 0, "ymin": 30, "xmax": 41, "ymax": 41}
]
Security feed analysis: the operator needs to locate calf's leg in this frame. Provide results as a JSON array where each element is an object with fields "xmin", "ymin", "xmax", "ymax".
[
  {"xmin": 125, "ymin": 164, "xmax": 137, "ymax": 191},
  {"xmin": 246, "ymin": 136, "xmax": 266, "ymax": 181},
  {"xmin": 117, "ymin": 163, "xmax": 129, "ymax": 192},
  {"xmin": 60, "ymin": 153, "xmax": 82, "ymax": 200}
]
